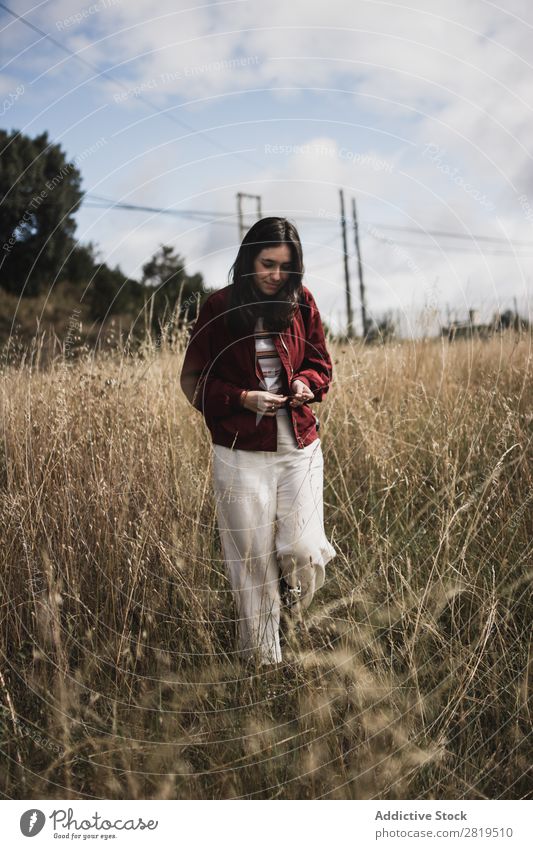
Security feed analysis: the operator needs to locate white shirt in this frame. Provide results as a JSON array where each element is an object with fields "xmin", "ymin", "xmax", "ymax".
[{"xmin": 254, "ymin": 317, "xmax": 288, "ymax": 417}]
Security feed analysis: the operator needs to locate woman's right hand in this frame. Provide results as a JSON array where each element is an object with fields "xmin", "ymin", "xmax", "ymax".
[{"xmin": 242, "ymin": 390, "xmax": 288, "ymax": 416}]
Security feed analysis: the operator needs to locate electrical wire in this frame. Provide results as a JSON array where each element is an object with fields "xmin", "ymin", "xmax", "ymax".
[
  {"xmin": 81, "ymin": 194, "xmax": 533, "ymax": 255},
  {"xmin": 366, "ymin": 230, "xmax": 533, "ymax": 257}
]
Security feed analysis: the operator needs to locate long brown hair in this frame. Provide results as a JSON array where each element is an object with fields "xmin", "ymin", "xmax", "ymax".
[{"xmin": 225, "ymin": 217, "xmax": 304, "ymax": 338}]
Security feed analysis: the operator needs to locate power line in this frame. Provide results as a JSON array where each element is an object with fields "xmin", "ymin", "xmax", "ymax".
[
  {"xmin": 83, "ymin": 200, "xmax": 235, "ymax": 224},
  {"xmin": 310, "ymin": 213, "xmax": 533, "ymax": 247},
  {"xmin": 366, "ymin": 230, "xmax": 533, "ymax": 257},
  {"xmin": 365, "ymin": 221, "xmax": 533, "ymax": 247},
  {"xmin": 86, "ymin": 193, "xmax": 233, "ymax": 219},
  {"xmin": 82, "ymin": 194, "xmax": 533, "ymax": 255}
]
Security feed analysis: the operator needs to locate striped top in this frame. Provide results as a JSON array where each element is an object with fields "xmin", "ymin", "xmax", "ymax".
[{"xmin": 254, "ymin": 317, "xmax": 288, "ymax": 417}]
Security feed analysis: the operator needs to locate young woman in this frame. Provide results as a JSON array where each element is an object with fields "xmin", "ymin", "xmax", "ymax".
[{"xmin": 180, "ymin": 217, "xmax": 336, "ymax": 666}]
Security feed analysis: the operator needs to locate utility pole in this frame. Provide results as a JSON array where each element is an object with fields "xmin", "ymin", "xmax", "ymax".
[
  {"xmin": 351, "ymin": 196, "xmax": 368, "ymax": 340},
  {"xmin": 513, "ymin": 296, "xmax": 520, "ymax": 331},
  {"xmin": 339, "ymin": 189, "xmax": 354, "ymax": 338},
  {"xmin": 236, "ymin": 193, "xmax": 262, "ymax": 241}
]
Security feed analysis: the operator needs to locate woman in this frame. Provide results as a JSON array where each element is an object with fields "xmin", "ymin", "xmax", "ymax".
[{"xmin": 179, "ymin": 217, "xmax": 336, "ymax": 667}]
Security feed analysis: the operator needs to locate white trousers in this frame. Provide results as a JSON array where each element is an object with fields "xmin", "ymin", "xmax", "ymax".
[{"xmin": 212, "ymin": 412, "xmax": 336, "ymax": 664}]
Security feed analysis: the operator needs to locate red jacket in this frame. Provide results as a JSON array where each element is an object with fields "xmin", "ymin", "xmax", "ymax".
[{"xmin": 179, "ymin": 284, "xmax": 333, "ymax": 450}]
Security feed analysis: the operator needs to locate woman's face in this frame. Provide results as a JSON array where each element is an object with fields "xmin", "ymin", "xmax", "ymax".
[{"xmin": 252, "ymin": 244, "xmax": 292, "ymax": 297}]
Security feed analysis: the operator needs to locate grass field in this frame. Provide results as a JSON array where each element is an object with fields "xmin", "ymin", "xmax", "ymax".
[{"xmin": 0, "ymin": 326, "xmax": 531, "ymax": 799}]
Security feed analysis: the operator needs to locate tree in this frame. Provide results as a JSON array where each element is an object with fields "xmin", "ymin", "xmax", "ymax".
[
  {"xmin": 141, "ymin": 244, "xmax": 208, "ymax": 339},
  {"xmin": 89, "ymin": 263, "xmax": 144, "ymax": 321},
  {"xmin": 65, "ymin": 241, "xmax": 100, "ymax": 284},
  {"xmin": 0, "ymin": 129, "xmax": 83, "ymax": 296}
]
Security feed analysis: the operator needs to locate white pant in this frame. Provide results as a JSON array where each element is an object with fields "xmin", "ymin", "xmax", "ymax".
[{"xmin": 211, "ymin": 413, "xmax": 336, "ymax": 664}]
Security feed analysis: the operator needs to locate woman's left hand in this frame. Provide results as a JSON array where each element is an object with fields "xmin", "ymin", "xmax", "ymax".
[{"xmin": 289, "ymin": 379, "xmax": 314, "ymax": 407}]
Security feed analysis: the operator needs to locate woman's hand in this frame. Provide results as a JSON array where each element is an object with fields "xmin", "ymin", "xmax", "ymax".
[
  {"xmin": 242, "ymin": 390, "xmax": 288, "ymax": 416},
  {"xmin": 289, "ymin": 379, "xmax": 314, "ymax": 407}
]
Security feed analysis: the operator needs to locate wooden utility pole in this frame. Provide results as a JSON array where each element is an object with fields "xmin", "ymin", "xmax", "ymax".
[
  {"xmin": 351, "ymin": 196, "xmax": 368, "ymax": 340},
  {"xmin": 339, "ymin": 189, "xmax": 354, "ymax": 338},
  {"xmin": 236, "ymin": 193, "xmax": 262, "ymax": 241}
]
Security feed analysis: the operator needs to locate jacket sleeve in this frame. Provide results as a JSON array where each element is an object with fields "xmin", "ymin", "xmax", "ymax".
[
  {"xmin": 292, "ymin": 289, "xmax": 333, "ymax": 403},
  {"xmin": 179, "ymin": 295, "xmax": 245, "ymax": 418}
]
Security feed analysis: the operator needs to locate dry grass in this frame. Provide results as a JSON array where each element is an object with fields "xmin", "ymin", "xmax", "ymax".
[{"xmin": 0, "ymin": 325, "xmax": 531, "ymax": 799}]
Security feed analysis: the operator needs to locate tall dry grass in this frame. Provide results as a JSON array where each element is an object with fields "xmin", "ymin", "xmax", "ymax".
[{"xmin": 0, "ymin": 324, "xmax": 531, "ymax": 799}]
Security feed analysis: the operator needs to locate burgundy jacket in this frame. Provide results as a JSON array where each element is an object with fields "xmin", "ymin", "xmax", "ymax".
[{"xmin": 179, "ymin": 284, "xmax": 333, "ymax": 450}]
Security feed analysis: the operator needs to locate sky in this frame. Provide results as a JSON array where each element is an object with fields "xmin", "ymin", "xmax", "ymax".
[{"xmin": 2, "ymin": 0, "xmax": 533, "ymax": 335}]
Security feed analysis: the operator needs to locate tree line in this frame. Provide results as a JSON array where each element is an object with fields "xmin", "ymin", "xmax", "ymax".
[{"xmin": 0, "ymin": 128, "xmax": 210, "ymax": 338}]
